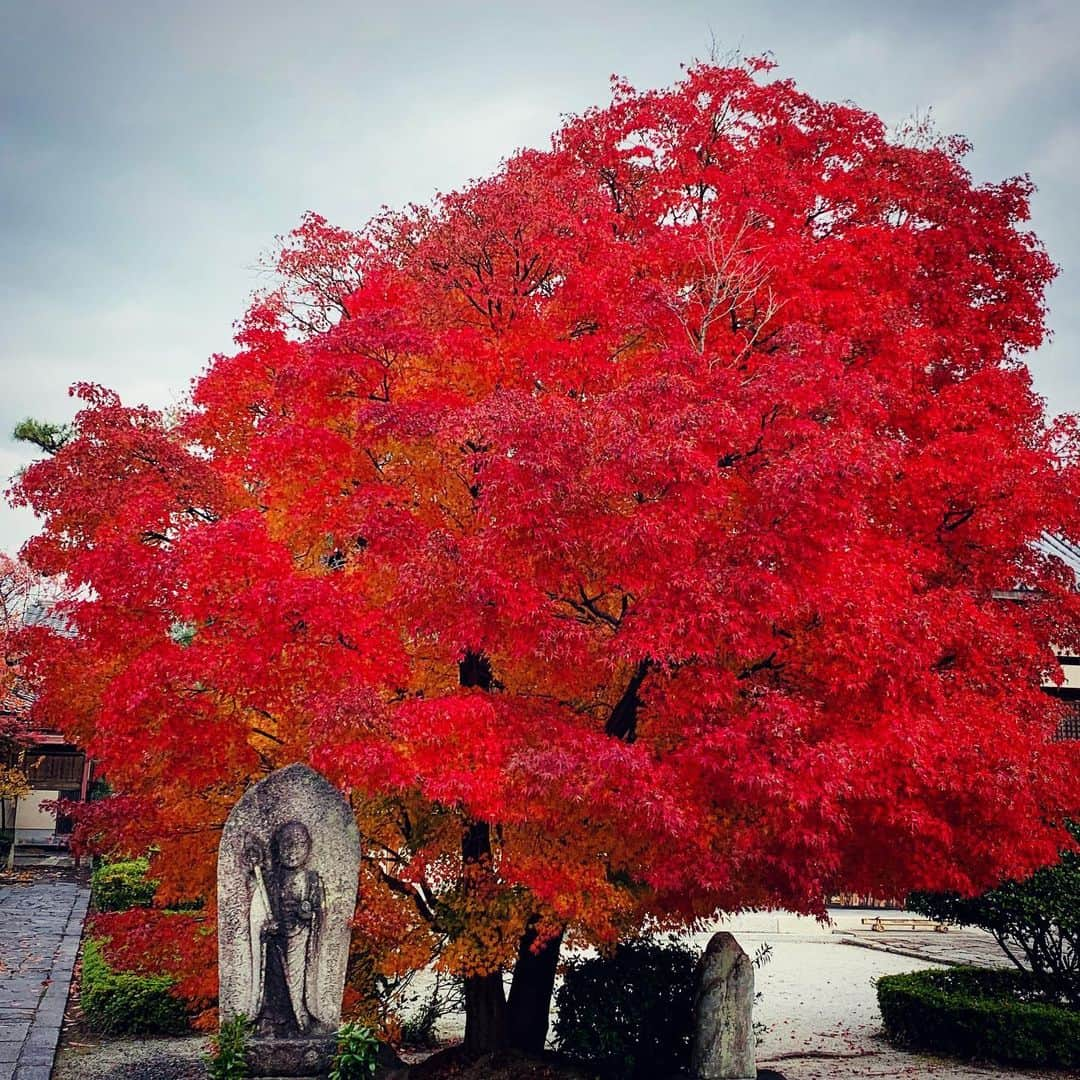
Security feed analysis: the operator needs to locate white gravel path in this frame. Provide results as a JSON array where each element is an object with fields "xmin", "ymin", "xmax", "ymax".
[{"xmin": 694, "ymin": 910, "xmax": 1067, "ymax": 1080}]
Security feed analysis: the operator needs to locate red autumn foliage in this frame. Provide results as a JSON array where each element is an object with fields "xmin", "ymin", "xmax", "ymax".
[
  {"xmin": 10, "ymin": 59, "xmax": 1080, "ymax": 1050},
  {"xmin": 89, "ymin": 909, "xmax": 217, "ymax": 1025}
]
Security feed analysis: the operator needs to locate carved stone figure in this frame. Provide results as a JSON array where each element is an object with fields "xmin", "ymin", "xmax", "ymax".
[
  {"xmin": 219, "ymin": 763, "xmax": 360, "ymax": 1076},
  {"xmin": 248, "ymin": 821, "xmax": 325, "ymax": 1035}
]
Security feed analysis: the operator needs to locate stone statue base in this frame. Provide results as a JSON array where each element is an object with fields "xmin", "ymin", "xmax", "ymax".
[
  {"xmin": 247, "ymin": 1035, "xmax": 336, "ymax": 1078},
  {"xmin": 247, "ymin": 1036, "xmax": 408, "ymax": 1080}
]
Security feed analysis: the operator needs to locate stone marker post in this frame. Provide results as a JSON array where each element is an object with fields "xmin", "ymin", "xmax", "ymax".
[
  {"xmin": 691, "ymin": 931, "xmax": 756, "ymax": 1080},
  {"xmin": 219, "ymin": 763, "xmax": 360, "ymax": 1078}
]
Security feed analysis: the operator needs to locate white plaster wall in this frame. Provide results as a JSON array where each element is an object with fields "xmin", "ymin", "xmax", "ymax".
[
  {"xmin": 1053, "ymin": 664, "xmax": 1080, "ymax": 690},
  {"xmin": 13, "ymin": 788, "xmax": 59, "ymax": 843}
]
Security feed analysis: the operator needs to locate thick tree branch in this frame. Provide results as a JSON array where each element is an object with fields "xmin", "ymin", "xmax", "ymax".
[{"xmin": 605, "ymin": 658, "xmax": 651, "ymax": 742}]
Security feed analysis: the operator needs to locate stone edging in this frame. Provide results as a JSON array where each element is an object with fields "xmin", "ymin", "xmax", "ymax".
[{"xmin": 834, "ymin": 932, "xmax": 979, "ymax": 967}]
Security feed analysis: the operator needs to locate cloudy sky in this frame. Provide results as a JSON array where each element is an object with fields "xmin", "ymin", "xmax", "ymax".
[{"xmin": 2, "ymin": 0, "xmax": 1077, "ymax": 555}]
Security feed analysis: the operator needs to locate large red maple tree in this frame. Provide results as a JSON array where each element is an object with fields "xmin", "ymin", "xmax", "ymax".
[{"xmin": 11, "ymin": 59, "xmax": 1080, "ymax": 1052}]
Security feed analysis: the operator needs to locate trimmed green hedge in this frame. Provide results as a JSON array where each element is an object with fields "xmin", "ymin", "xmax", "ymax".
[
  {"xmin": 80, "ymin": 937, "xmax": 189, "ymax": 1035},
  {"xmin": 877, "ymin": 966, "xmax": 1080, "ymax": 1068},
  {"xmin": 91, "ymin": 857, "xmax": 157, "ymax": 912}
]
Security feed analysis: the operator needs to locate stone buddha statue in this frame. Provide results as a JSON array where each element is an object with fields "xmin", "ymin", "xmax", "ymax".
[{"xmin": 246, "ymin": 820, "xmax": 326, "ymax": 1036}]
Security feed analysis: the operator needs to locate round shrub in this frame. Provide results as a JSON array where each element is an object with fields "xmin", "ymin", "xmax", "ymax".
[
  {"xmin": 877, "ymin": 966, "xmax": 1080, "ymax": 1068},
  {"xmin": 91, "ymin": 857, "xmax": 157, "ymax": 912},
  {"xmin": 553, "ymin": 939, "xmax": 697, "ymax": 1078},
  {"xmin": 80, "ymin": 937, "xmax": 189, "ymax": 1035}
]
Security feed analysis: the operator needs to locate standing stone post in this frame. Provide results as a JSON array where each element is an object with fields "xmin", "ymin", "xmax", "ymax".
[
  {"xmin": 691, "ymin": 932, "xmax": 756, "ymax": 1080},
  {"xmin": 219, "ymin": 763, "xmax": 360, "ymax": 1078}
]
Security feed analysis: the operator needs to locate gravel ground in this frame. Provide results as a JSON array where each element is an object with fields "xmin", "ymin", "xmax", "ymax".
[
  {"xmin": 701, "ymin": 912, "xmax": 1066, "ymax": 1080},
  {"xmin": 52, "ymin": 1034, "xmax": 208, "ymax": 1080}
]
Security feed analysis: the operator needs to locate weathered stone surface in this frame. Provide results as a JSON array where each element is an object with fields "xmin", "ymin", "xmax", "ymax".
[
  {"xmin": 690, "ymin": 931, "xmax": 756, "ymax": 1080},
  {"xmin": 218, "ymin": 763, "xmax": 360, "ymax": 1075},
  {"xmin": 247, "ymin": 1038, "xmax": 407, "ymax": 1080},
  {"xmin": 245, "ymin": 1036, "xmax": 336, "ymax": 1077}
]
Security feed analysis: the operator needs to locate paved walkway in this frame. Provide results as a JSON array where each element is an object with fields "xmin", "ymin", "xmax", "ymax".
[
  {"xmin": 835, "ymin": 925, "xmax": 1012, "ymax": 968},
  {"xmin": 0, "ymin": 872, "xmax": 89, "ymax": 1080}
]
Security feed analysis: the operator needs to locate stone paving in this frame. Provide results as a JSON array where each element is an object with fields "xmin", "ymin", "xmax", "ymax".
[
  {"xmin": 0, "ymin": 871, "xmax": 89, "ymax": 1080},
  {"xmin": 834, "ymin": 924, "xmax": 1013, "ymax": 968}
]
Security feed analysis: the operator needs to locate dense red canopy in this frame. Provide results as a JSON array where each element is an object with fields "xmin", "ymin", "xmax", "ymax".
[{"xmin": 12, "ymin": 61, "xmax": 1080, "ymax": 1001}]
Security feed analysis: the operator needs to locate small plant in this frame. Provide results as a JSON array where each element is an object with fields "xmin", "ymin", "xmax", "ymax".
[
  {"xmin": 751, "ymin": 940, "xmax": 772, "ymax": 1042},
  {"xmin": 399, "ymin": 970, "xmax": 462, "ymax": 1047},
  {"xmin": 330, "ymin": 1021, "xmax": 381, "ymax": 1079},
  {"xmin": 206, "ymin": 1014, "xmax": 252, "ymax": 1080},
  {"xmin": 752, "ymin": 941, "xmax": 772, "ymax": 969},
  {"xmin": 91, "ymin": 857, "xmax": 158, "ymax": 912}
]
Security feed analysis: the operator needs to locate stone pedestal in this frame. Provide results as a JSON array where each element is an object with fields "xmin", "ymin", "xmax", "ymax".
[
  {"xmin": 690, "ymin": 931, "xmax": 756, "ymax": 1080},
  {"xmin": 247, "ymin": 1035, "xmax": 336, "ymax": 1078},
  {"xmin": 246, "ymin": 1039, "xmax": 408, "ymax": 1080}
]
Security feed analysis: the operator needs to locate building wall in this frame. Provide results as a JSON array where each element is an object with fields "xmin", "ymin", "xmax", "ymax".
[
  {"xmin": 12, "ymin": 789, "xmax": 60, "ymax": 844},
  {"xmin": 1044, "ymin": 656, "xmax": 1080, "ymax": 741},
  {"xmin": 1054, "ymin": 658, "xmax": 1080, "ymax": 691}
]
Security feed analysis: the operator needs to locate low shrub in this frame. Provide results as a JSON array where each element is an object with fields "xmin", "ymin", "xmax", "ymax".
[
  {"xmin": 88, "ymin": 908, "xmax": 217, "ymax": 1025},
  {"xmin": 553, "ymin": 939, "xmax": 697, "ymax": 1079},
  {"xmin": 91, "ymin": 857, "xmax": 157, "ymax": 912},
  {"xmin": 877, "ymin": 966, "xmax": 1080, "ymax": 1069},
  {"xmin": 80, "ymin": 937, "xmax": 189, "ymax": 1035}
]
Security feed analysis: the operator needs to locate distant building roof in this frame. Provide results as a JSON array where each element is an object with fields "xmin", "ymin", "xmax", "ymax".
[{"xmin": 1041, "ymin": 532, "xmax": 1080, "ymax": 580}]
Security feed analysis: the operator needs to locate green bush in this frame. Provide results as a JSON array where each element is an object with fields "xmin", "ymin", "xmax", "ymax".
[
  {"xmin": 553, "ymin": 939, "xmax": 697, "ymax": 1078},
  {"xmin": 877, "ymin": 966, "xmax": 1080, "ymax": 1068},
  {"xmin": 91, "ymin": 857, "xmax": 157, "ymax": 912},
  {"xmin": 206, "ymin": 1014, "xmax": 252, "ymax": 1080},
  {"xmin": 80, "ymin": 937, "xmax": 189, "ymax": 1035},
  {"xmin": 907, "ymin": 822, "xmax": 1080, "ymax": 1006}
]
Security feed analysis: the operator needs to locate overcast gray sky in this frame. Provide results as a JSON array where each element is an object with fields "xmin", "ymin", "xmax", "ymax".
[{"xmin": 2, "ymin": 0, "xmax": 1077, "ymax": 555}]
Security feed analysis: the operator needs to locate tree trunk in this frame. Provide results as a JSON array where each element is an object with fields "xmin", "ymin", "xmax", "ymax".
[
  {"xmin": 507, "ymin": 919, "xmax": 564, "ymax": 1053},
  {"xmin": 461, "ymin": 813, "xmax": 508, "ymax": 1055},
  {"xmin": 604, "ymin": 658, "xmax": 650, "ymax": 742},
  {"xmin": 463, "ymin": 970, "xmax": 508, "ymax": 1057},
  {"xmin": 4, "ymin": 796, "xmax": 16, "ymax": 871},
  {"xmin": 461, "ymin": 819, "xmax": 508, "ymax": 1055},
  {"xmin": 458, "ymin": 652, "xmax": 512, "ymax": 1056}
]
